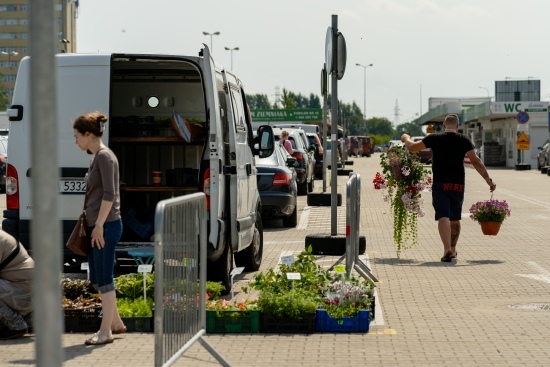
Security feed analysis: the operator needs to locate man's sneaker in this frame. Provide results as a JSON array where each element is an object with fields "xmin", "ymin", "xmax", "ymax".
[{"xmin": 0, "ymin": 328, "xmax": 27, "ymax": 340}]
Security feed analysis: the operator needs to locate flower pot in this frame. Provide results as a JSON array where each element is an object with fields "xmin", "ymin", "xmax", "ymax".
[
  {"xmin": 480, "ymin": 221, "xmax": 501, "ymax": 235},
  {"xmin": 315, "ymin": 309, "xmax": 370, "ymax": 333}
]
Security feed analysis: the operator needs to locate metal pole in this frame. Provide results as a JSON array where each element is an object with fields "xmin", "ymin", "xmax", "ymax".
[
  {"xmin": 330, "ymin": 14, "xmax": 338, "ymax": 235},
  {"xmin": 363, "ymin": 67, "xmax": 366, "ymax": 128},
  {"xmin": 31, "ymin": 1, "xmax": 62, "ymax": 366},
  {"xmin": 322, "ymin": 69, "xmax": 328, "ymax": 193},
  {"xmin": 230, "ymin": 50, "xmax": 233, "ymax": 70}
]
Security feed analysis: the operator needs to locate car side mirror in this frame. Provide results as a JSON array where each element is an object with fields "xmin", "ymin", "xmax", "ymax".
[
  {"xmin": 286, "ymin": 157, "xmax": 300, "ymax": 168},
  {"xmin": 257, "ymin": 125, "xmax": 275, "ymax": 158}
]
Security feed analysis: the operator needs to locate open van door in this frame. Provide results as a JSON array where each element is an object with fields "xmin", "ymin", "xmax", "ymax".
[{"xmin": 222, "ymin": 70, "xmax": 255, "ymax": 251}]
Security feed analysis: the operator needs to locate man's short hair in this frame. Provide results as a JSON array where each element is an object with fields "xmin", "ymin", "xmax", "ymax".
[{"xmin": 444, "ymin": 114, "xmax": 459, "ymax": 125}]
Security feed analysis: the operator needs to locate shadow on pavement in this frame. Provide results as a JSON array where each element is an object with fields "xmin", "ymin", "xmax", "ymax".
[{"xmin": 374, "ymin": 258, "xmax": 505, "ymax": 267}]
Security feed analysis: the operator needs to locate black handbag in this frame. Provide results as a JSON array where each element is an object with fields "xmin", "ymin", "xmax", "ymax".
[{"xmin": 65, "ymin": 186, "xmax": 91, "ymax": 257}]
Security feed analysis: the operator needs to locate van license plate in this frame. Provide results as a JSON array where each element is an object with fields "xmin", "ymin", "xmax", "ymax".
[{"xmin": 59, "ymin": 180, "xmax": 86, "ymax": 193}]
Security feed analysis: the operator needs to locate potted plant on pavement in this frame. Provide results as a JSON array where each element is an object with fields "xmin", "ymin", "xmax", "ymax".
[
  {"xmin": 469, "ymin": 195, "xmax": 511, "ymax": 235},
  {"xmin": 206, "ymin": 298, "xmax": 260, "ymax": 333}
]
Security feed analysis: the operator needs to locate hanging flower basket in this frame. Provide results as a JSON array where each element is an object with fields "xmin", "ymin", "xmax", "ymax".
[
  {"xmin": 480, "ymin": 221, "xmax": 502, "ymax": 236},
  {"xmin": 469, "ymin": 194, "xmax": 510, "ymax": 236}
]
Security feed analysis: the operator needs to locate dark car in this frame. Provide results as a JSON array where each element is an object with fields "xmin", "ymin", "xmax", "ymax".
[
  {"xmin": 256, "ymin": 142, "xmax": 299, "ymax": 227},
  {"xmin": 306, "ymin": 132, "xmax": 324, "ymax": 179},
  {"xmin": 274, "ymin": 128, "xmax": 315, "ymax": 195},
  {"xmin": 537, "ymin": 140, "xmax": 550, "ymax": 170}
]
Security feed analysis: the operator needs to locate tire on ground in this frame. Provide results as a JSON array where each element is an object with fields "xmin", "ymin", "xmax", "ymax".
[
  {"xmin": 307, "ymin": 193, "xmax": 341, "ymax": 206},
  {"xmin": 305, "ymin": 234, "xmax": 366, "ymax": 255},
  {"xmin": 207, "ymin": 242, "xmax": 233, "ymax": 295},
  {"xmin": 234, "ymin": 211, "xmax": 264, "ymax": 271},
  {"xmin": 337, "ymin": 169, "xmax": 354, "ymax": 176},
  {"xmin": 282, "ymin": 205, "xmax": 298, "ymax": 227}
]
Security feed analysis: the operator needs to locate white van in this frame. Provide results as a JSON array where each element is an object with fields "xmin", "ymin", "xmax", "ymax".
[{"xmin": 3, "ymin": 49, "xmax": 274, "ymax": 291}]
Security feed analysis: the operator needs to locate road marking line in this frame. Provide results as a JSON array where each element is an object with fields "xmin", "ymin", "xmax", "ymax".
[
  {"xmin": 516, "ymin": 261, "xmax": 550, "ymax": 284},
  {"xmin": 297, "ymin": 206, "xmax": 311, "ymax": 229},
  {"xmin": 498, "ymin": 188, "xmax": 550, "ymax": 210}
]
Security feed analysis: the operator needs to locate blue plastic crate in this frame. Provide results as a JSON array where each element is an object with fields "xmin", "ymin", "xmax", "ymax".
[{"xmin": 315, "ymin": 309, "xmax": 370, "ymax": 333}]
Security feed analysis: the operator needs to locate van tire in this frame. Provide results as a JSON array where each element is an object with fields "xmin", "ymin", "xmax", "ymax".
[
  {"xmin": 297, "ymin": 180, "xmax": 308, "ymax": 195},
  {"xmin": 208, "ymin": 242, "xmax": 233, "ymax": 295},
  {"xmin": 282, "ymin": 205, "xmax": 298, "ymax": 227},
  {"xmin": 234, "ymin": 212, "xmax": 263, "ymax": 271}
]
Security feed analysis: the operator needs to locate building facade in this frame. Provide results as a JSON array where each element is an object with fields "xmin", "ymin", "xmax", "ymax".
[{"xmin": 0, "ymin": 0, "xmax": 78, "ymax": 101}]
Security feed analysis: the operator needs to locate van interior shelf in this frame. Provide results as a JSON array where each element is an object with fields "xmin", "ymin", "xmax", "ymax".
[
  {"xmin": 110, "ymin": 136, "xmax": 202, "ymax": 144},
  {"xmin": 120, "ymin": 186, "xmax": 197, "ymax": 193}
]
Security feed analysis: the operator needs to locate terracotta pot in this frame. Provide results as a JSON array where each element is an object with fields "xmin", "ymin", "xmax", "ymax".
[{"xmin": 480, "ymin": 221, "xmax": 501, "ymax": 235}]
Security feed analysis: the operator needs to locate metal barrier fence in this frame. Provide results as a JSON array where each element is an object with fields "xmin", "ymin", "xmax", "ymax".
[
  {"xmin": 154, "ymin": 193, "xmax": 230, "ymax": 367},
  {"xmin": 331, "ymin": 173, "xmax": 378, "ymax": 283}
]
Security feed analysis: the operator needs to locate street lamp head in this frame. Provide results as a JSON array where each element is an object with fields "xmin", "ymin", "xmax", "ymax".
[
  {"xmin": 355, "ymin": 63, "xmax": 360, "ymax": 66},
  {"xmin": 202, "ymin": 31, "xmax": 209, "ymax": 35},
  {"xmin": 368, "ymin": 63, "xmax": 373, "ymax": 67},
  {"xmin": 1, "ymin": 51, "xmax": 7, "ymax": 56},
  {"xmin": 214, "ymin": 32, "xmax": 220, "ymax": 35},
  {"xmin": 234, "ymin": 47, "xmax": 239, "ymax": 51},
  {"xmin": 10, "ymin": 51, "xmax": 18, "ymax": 55},
  {"xmin": 224, "ymin": 47, "xmax": 230, "ymax": 50}
]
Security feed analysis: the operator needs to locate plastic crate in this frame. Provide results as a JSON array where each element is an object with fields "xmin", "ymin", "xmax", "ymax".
[
  {"xmin": 121, "ymin": 316, "xmax": 154, "ymax": 332},
  {"xmin": 206, "ymin": 310, "xmax": 259, "ymax": 333},
  {"xmin": 64, "ymin": 307, "xmax": 101, "ymax": 333},
  {"xmin": 260, "ymin": 313, "xmax": 316, "ymax": 334},
  {"xmin": 315, "ymin": 309, "xmax": 370, "ymax": 333}
]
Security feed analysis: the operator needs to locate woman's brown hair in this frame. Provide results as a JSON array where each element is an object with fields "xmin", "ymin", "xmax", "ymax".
[{"xmin": 73, "ymin": 111, "xmax": 108, "ymax": 137}]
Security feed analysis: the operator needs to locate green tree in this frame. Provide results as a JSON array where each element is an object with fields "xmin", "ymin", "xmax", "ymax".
[
  {"xmin": 366, "ymin": 117, "xmax": 396, "ymax": 137},
  {"xmin": 247, "ymin": 93, "xmax": 272, "ymax": 109},
  {"xmin": 308, "ymin": 93, "xmax": 321, "ymax": 108},
  {"xmin": 395, "ymin": 122, "xmax": 423, "ymax": 136},
  {"xmin": 0, "ymin": 74, "xmax": 9, "ymax": 110},
  {"xmin": 280, "ymin": 88, "xmax": 296, "ymax": 109}
]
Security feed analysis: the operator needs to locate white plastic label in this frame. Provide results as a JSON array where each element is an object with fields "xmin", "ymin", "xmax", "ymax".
[
  {"xmin": 80, "ymin": 262, "xmax": 89, "ymax": 270},
  {"xmin": 138, "ymin": 264, "xmax": 153, "ymax": 273},
  {"xmin": 280, "ymin": 255, "xmax": 295, "ymax": 266},
  {"xmin": 286, "ymin": 272, "xmax": 301, "ymax": 280},
  {"xmin": 230, "ymin": 267, "xmax": 245, "ymax": 276}
]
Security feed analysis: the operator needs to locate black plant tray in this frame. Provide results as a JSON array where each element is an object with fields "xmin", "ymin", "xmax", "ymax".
[
  {"xmin": 260, "ymin": 313, "xmax": 316, "ymax": 334},
  {"xmin": 64, "ymin": 307, "xmax": 101, "ymax": 333}
]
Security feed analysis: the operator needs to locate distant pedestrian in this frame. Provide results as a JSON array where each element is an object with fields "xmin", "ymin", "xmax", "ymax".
[
  {"xmin": 280, "ymin": 130, "xmax": 294, "ymax": 154},
  {"xmin": 401, "ymin": 114, "xmax": 496, "ymax": 262},
  {"xmin": 73, "ymin": 112, "xmax": 125, "ymax": 345},
  {"xmin": 0, "ymin": 230, "xmax": 33, "ymax": 340}
]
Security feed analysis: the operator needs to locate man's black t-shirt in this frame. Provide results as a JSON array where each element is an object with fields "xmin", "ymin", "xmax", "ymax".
[{"xmin": 422, "ymin": 132, "xmax": 475, "ymax": 184}]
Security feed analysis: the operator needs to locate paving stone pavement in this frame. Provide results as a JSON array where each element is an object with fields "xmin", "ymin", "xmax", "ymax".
[{"xmin": 2, "ymin": 154, "xmax": 550, "ymax": 366}]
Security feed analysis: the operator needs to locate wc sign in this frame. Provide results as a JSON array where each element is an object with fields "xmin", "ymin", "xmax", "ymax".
[{"xmin": 493, "ymin": 102, "xmax": 549, "ymax": 114}]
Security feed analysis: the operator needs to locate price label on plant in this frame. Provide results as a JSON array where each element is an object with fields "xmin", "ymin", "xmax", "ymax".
[
  {"xmin": 334, "ymin": 265, "xmax": 346, "ymax": 274},
  {"xmin": 80, "ymin": 262, "xmax": 89, "ymax": 270},
  {"xmin": 286, "ymin": 272, "xmax": 301, "ymax": 280},
  {"xmin": 231, "ymin": 267, "xmax": 245, "ymax": 276},
  {"xmin": 280, "ymin": 255, "xmax": 295, "ymax": 265},
  {"xmin": 138, "ymin": 264, "xmax": 153, "ymax": 273}
]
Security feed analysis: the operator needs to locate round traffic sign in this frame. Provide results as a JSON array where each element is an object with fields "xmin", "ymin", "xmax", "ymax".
[{"xmin": 516, "ymin": 111, "xmax": 529, "ymax": 124}]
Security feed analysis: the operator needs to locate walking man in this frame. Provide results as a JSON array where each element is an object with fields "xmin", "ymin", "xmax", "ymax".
[
  {"xmin": 401, "ymin": 114, "xmax": 496, "ymax": 262},
  {"xmin": 0, "ymin": 230, "xmax": 33, "ymax": 339}
]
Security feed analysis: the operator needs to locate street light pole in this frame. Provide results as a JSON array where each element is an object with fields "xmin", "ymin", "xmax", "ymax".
[
  {"xmin": 202, "ymin": 31, "xmax": 220, "ymax": 52},
  {"xmin": 224, "ymin": 47, "xmax": 239, "ymax": 70},
  {"xmin": 2, "ymin": 51, "xmax": 18, "ymax": 68},
  {"xmin": 479, "ymin": 86, "xmax": 490, "ymax": 98},
  {"xmin": 355, "ymin": 63, "xmax": 373, "ymax": 132}
]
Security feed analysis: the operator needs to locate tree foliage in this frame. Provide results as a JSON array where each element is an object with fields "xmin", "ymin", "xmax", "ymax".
[
  {"xmin": 246, "ymin": 93, "xmax": 271, "ymax": 110},
  {"xmin": 395, "ymin": 122, "xmax": 423, "ymax": 137}
]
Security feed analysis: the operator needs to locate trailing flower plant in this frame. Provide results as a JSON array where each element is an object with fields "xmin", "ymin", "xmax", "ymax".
[
  {"xmin": 374, "ymin": 147, "xmax": 432, "ymax": 257},
  {"xmin": 469, "ymin": 197, "xmax": 511, "ymax": 223},
  {"xmin": 318, "ymin": 274, "xmax": 375, "ymax": 319}
]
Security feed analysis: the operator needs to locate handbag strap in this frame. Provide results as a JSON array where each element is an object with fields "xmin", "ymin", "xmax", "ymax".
[{"xmin": 0, "ymin": 242, "xmax": 21, "ymax": 272}]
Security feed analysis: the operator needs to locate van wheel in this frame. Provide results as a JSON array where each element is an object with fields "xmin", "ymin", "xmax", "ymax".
[
  {"xmin": 207, "ymin": 242, "xmax": 233, "ymax": 295},
  {"xmin": 234, "ymin": 212, "xmax": 263, "ymax": 271},
  {"xmin": 282, "ymin": 205, "xmax": 298, "ymax": 227},
  {"xmin": 297, "ymin": 180, "xmax": 308, "ymax": 195},
  {"xmin": 307, "ymin": 177, "xmax": 314, "ymax": 192}
]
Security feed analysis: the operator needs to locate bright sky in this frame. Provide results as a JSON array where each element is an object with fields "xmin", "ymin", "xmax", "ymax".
[{"xmin": 76, "ymin": 0, "xmax": 550, "ymax": 125}]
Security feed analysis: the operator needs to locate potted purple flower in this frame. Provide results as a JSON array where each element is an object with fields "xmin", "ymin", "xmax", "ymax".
[{"xmin": 469, "ymin": 196, "xmax": 511, "ymax": 235}]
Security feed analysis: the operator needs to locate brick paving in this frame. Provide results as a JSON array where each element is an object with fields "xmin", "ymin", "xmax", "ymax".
[{"xmin": 2, "ymin": 155, "xmax": 550, "ymax": 366}]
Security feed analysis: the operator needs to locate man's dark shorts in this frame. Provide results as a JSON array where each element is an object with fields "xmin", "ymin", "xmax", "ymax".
[{"xmin": 432, "ymin": 182, "xmax": 465, "ymax": 221}]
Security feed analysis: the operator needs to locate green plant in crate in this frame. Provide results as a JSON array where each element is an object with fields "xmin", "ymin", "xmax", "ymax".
[
  {"xmin": 117, "ymin": 298, "xmax": 154, "ymax": 317},
  {"xmin": 207, "ymin": 299, "xmax": 258, "ymax": 319},
  {"xmin": 206, "ymin": 281, "xmax": 226, "ymax": 300},
  {"xmin": 115, "ymin": 273, "xmax": 155, "ymax": 299},
  {"xmin": 61, "ymin": 276, "xmax": 96, "ymax": 301},
  {"xmin": 318, "ymin": 274, "xmax": 375, "ymax": 318},
  {"xmin": 248, "ymin": 246, "xmax": 329, "ymax": 294},
  {"xmin": 258, "ymin": 289, "xmax": 320, "ymax": 319}
]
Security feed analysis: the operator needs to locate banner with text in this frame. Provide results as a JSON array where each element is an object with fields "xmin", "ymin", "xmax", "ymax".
[{"xmin": 251, "ymin": 109, "xmax": 322, "ymax": 122}]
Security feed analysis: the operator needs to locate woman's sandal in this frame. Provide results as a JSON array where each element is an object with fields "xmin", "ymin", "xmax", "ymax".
[
  {"xmin": 112, "ymin": 321, "xmax": 127, "ymax": 335},
  {"xmin": 441, "ymin": 251, "xmax": 453, "ymax": 262},
  {"xmin": 85, "ymin": 331, "xmax": 114, "ymax": 346}
]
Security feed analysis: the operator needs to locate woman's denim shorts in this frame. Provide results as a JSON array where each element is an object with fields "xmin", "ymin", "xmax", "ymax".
[{"xmin": 87, "ymin": 219, "xmax": 122, "ymax": 293}]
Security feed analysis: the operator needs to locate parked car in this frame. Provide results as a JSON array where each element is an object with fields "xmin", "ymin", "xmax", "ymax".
[
  {"xmin": 412, "ymin": 136, "xmax": 432, "ymax": 164},
  {"xmin": 306, "ymin": 132, "xmax": 324, "ymax": 179},
  {"xmin": 256, "ymin": 143, "xmax": 298, "ymax": 227},
  {"xmin": 374, "ymin": 145, "xmax": 383, "ymax": 152},
  {"xmin": 388, "ymin": 139, "xmax": 404, "ymax": 150},
  {"xmin": 0, "ymin": 137, "xmax": 7, "ymax": 192},
  {"xmin": 273, "ymin": 128, "xmax": 315, "ymax": 195},
  {"xmin": 324, "ymin": 140, "xmax": 342, "ymax": 168},
  {"xmin": 347, "ymin": 136, "xmax": 362, "ymax": 157},
  {"xmin": 537, "ymin": 140, "xmax": 550, "ymax": 170}
]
